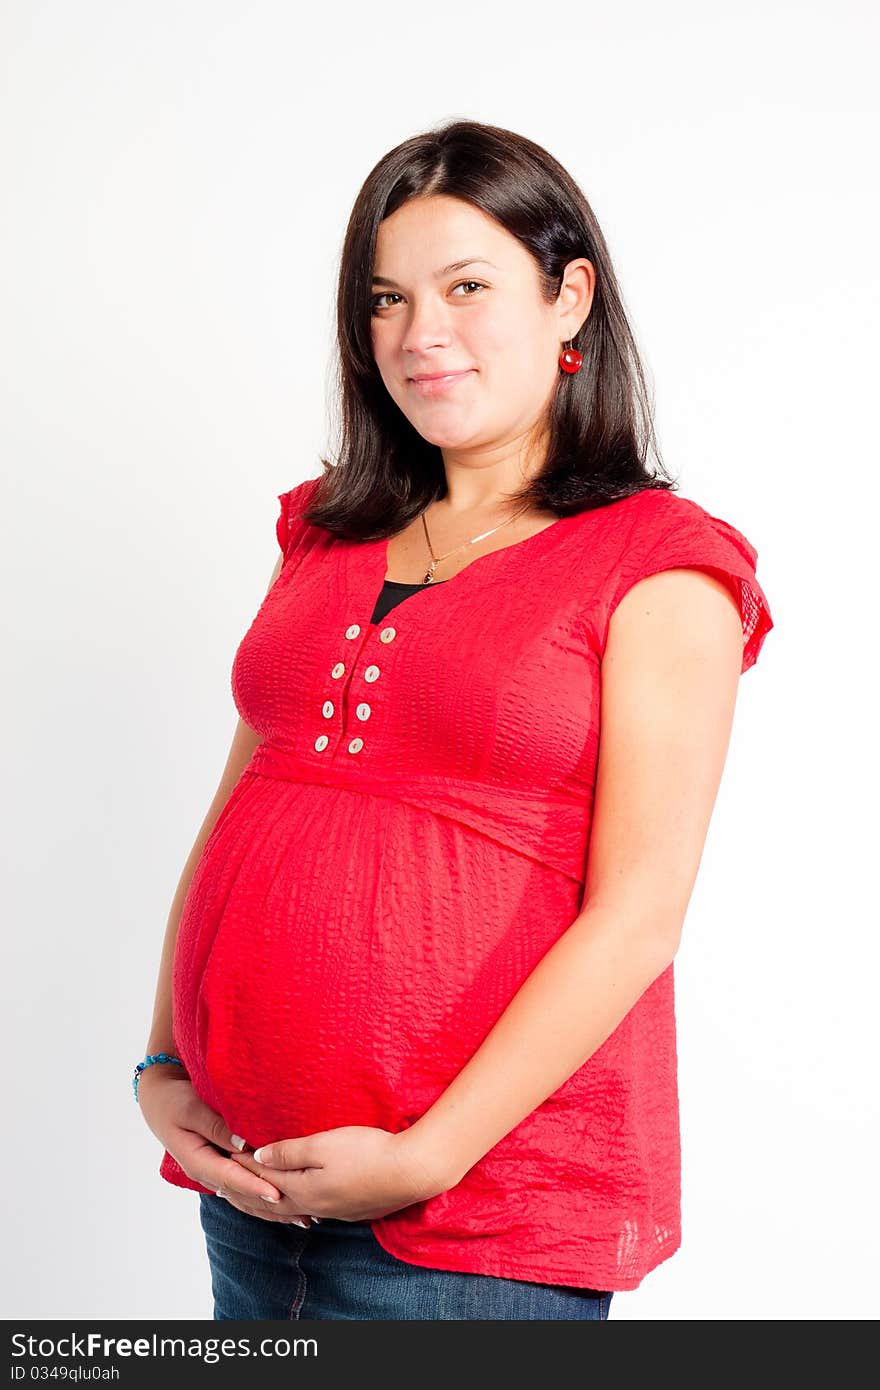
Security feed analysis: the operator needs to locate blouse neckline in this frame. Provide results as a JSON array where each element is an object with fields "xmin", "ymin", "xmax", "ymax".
[
  {"xmin": 382, "ymin": 576, "xmax": 448, "ymax": 589},
  {"xmin": 356, "ymin": 508, "xmax": 588, "ymax": 624},
  {"xmin": 383, "ymin": 510, "xmax": 581, "ymax": 585}
]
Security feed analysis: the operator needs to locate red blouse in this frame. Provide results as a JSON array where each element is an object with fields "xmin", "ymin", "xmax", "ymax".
[{"xmin": 159, "ymin": 477, "xmax": 773, "ymax": 1291}]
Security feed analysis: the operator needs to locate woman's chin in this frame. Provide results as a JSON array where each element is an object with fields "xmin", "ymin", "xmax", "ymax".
[{"xmin": 405, "ymin": 418, "xmax": 481, "ymax": 448}]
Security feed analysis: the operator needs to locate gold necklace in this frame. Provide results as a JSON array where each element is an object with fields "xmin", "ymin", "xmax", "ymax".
[{"xmin": 419, "ymin": 502, "xmax": 534, "ymax": 584}]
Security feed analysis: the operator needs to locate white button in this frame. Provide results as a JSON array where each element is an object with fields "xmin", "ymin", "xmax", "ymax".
[
  {"xmin": 364, "ymin": 664, "xmax": 380, "ymax": 683},
  {"xmin": 322, "ymin": 700, "xmax": 334, "ymax": 718},
  {"xmin": 379, "ymin": 626, "xmax": 397, "ymax": 643},
  {"xmin": 347, "ymin": 737, "xmax": 364, "ymax": 754},
  {"xmin": 356, "ymin": 702, "xmax": 371, "ymax": 721},
  {"xmin": 314, "ymin": 735, "xmax": 329, "ymax": 752},
  {"xmin": 345, "ymin": 624, "xmax": 361, "ymax": 640},
  {"xmin": 331, "ymin": 662, "xmax": 345, "ymax": 678}
]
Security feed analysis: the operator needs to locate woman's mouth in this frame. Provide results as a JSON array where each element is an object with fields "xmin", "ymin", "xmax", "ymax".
[{"xmin": 408, "ymin": 370, "xmax": 475, "ymax": 397}]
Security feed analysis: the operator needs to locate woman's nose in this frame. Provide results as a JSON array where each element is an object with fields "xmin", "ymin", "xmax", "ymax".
[{"xmin": 401, "ymin": 314, "xmax": 454, "ymax": 355}]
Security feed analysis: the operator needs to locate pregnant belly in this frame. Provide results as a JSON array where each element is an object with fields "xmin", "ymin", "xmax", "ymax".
[{"xmin": 172, "ymin": 773, "xmax": 583, "ymax": 1152}]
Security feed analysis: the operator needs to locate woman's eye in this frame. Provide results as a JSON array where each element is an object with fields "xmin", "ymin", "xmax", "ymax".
[{"xmin": 370, "ymin": 281, "xmax": 486, "ymax": 314}]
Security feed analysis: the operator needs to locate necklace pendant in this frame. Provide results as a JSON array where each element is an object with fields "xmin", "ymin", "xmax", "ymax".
[{"xmin": 423, "ymin": 562, "xmax": 437, "ymax": 583}]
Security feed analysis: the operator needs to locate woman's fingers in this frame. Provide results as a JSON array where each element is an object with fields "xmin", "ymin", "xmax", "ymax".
[
  {"xmin": 186, "ymin": 1098, "xmax": 254, "ymax": 1165},
  {"xmin": 223, "ymin": 1150, "xmax": 321, "ymax": 1221},
  {"xmin": 214, "ymin": 1189, "xmax": 313, "ymax": 1226},
  {"xmin": 179, "ymin": 1096, "xmax": 286, "ymax": 1201},
  {"xmin": 180, "ymin": 1131, "xmax": 285, "ymax": 1202}
]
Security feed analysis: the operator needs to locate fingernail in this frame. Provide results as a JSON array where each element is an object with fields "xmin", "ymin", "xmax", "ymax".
[
  {"xmin": 263, "ymin": 1192, "xmax": 281, "ymax": 1203},
  {"xmin": 216, "ymin": 1189, "xmax": 226, "ymax": 1198},
  {"xmin": 230, "ymin": 1134, "xmax": 247, "ymax": 1152},
  {"xmin": 290, "ymin": 1218, "xmax": 308, "ymax": 1228}
]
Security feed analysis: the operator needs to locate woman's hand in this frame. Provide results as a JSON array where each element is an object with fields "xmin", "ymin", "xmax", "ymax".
[
  {"xmin": 225, "ymin": 1125, "xmax": 449, "ymax": 1224},
  {"xmin": 137, "ymin": 1070, "xmax": 314, "ymax": 1224}
]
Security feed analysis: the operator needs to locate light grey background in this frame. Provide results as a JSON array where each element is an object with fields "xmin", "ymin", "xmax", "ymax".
[{"xmin": 3, "ymin": 0, "xmax": 877, "ymax": 1320}]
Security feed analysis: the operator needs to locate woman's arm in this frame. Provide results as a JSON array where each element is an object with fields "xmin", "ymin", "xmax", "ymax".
[
  {"xmin": 142, "ymin": 552, "xmax": 283, "ymax": 1065},
  {"xmin": 400, "ymin": 565, "xmax": 746, "ymax": 1189}
]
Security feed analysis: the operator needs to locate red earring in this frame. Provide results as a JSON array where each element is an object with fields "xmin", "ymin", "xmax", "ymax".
[{"xmin": 559, "ymin": 336, "xmax": 583, "ymax": 374}]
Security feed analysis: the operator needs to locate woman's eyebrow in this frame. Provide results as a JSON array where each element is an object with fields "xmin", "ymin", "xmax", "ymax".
[{"xmin": 371, "ymin": 258, "xmax": 499, "ymax": 288}]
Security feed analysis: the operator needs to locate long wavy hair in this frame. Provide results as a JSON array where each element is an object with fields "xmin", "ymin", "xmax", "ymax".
[{"xmin": 301, "ymin": 118, "xmax": 677, "ymax": 540}]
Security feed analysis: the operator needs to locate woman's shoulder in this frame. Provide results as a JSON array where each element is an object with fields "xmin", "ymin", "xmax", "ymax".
[
  {"xmin": 597, "ymin": 486, "xmax": 760, "ymax": 568},
  {"xmin": 587, "ymin": 486, "xmax": 773, "ymax": 673}
]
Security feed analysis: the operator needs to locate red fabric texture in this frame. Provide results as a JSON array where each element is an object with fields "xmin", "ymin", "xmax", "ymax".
[{"xmin": 159, "ymin": 477, "xmax": 773, "ymax": 1291}]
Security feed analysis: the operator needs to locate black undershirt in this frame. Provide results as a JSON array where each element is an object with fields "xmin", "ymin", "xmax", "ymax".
[{"xmin": 369, "ymin": 577, "xmax": 448, "ymax": 626}]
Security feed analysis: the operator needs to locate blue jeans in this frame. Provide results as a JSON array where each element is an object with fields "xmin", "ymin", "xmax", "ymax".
[{"xmin": 199, "ymin": 1194, "xmax": 614, "ymax": 1320}]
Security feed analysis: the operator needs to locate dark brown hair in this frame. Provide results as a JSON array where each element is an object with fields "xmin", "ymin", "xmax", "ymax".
[{"xmin": 302, "ymin": 117, "xmax": 677, "ymax": 540}]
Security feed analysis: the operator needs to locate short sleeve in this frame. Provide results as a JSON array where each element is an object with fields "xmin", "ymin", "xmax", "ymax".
[
  {"xmin": 599, "ymin": 493, "xmax": 774, "ymax": 674},
  {"xmin": 275, "ymin": 475, "xmax": 322, "ymax": 566}
]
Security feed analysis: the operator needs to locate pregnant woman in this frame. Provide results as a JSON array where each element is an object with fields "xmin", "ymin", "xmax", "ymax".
[{"xmin": 135, "ymin": 117, "xmax": 774, "ymax": 1321}]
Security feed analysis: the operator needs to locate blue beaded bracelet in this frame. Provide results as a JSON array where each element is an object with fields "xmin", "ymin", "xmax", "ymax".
[{"xmin": 132, "ymin": 1052, "xmax": 184, "ymax": 1103}]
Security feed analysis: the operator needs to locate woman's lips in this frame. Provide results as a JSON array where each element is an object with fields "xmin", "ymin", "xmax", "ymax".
[{"xmin": 408, "ymin": 369, "xmax": 475, "ymax": 397}]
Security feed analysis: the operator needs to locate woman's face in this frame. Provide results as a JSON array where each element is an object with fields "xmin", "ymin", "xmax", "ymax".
[{"xmin": 370, "ymin": 194, "xmax": 583, "ymax": 457}]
